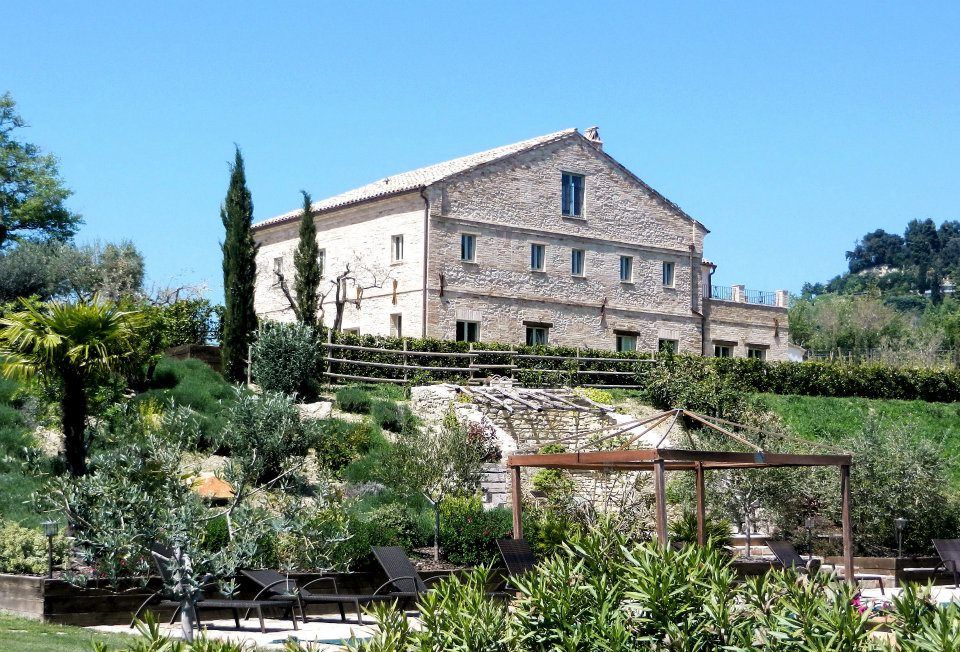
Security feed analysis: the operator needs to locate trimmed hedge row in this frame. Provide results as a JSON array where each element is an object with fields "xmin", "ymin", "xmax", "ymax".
[{"xmin": 318, "ymin": 330, "xmax": 960, "ymax": 403}]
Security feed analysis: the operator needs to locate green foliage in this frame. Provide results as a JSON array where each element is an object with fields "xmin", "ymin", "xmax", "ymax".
[
  {"xmin": 336, "ymin": 385, "xmax": 372, "ymax": 413},
  {"xmin": 0, "ymin": 298, "xmax": 145, "ymax": 475},
  {"xmin": 304, "ymin": 417, "xmax": 376, "ymax": 473},
  {"xmin": 0, "ymin": 521, "xmax": 67, "ymax": 574},
  {"xmin": 293, "ymin": 190, "xmax": 322, "ymax": 327},
  {"xmin": 0, "ymin": 611, "xmax": 135, "ymax": 652},
  {"xmin": 219, "ymin": 146, "xmax": 259, "ymax": 382},
  {"xmin": 361, "ymin": 502, "xmax": 431, "ymax": 551},
  {"xmin": 0, "ymin": 93, "xmax": 81, "ymax": 250},
  {"xmin": 438, "ymin": 495, "xmax": 513, "ymax": 566},
  {"xmin": 668, "ymin": 510, "xmax": 732, "ymax": 549},
  {"xmin": 214, "ymin": 389, "xmax": 307, "ymax": 484},
  {"xmin": 575, "ymin": 386, "xmax": 615, "ymax": 405},
  {"xmin": 154, "ymin": 298, "xmax": 220, "ymax": 347},
  {"xmin": 250, "ymin": 321, "xmax": 320, "ymax": 398},
  {"xmin": 370, "ymin": 399, "xmax": 412, "ymax": 432}
]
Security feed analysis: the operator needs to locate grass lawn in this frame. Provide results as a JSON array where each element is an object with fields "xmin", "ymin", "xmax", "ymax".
[
  {"xmin": 0, "ymin": 611, "xmax": 136, "ymax": 651},
  {"xmin": 757, "ymin": 392, "xmax": 960, "ymax": 485}
]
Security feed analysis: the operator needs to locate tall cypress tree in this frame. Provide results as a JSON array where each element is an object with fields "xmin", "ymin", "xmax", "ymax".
[
  {"xmin": 293, "ymin": 190, "xmax": 321, "ymax": 327},
  {"xmin": 220, "ymin": 147, "xmax": 258, "ymax": 382}
]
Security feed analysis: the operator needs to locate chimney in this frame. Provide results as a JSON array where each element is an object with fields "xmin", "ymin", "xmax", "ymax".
[{"xmin": 583, "ymin": 126, "xmax": 603, "ymax": 150}]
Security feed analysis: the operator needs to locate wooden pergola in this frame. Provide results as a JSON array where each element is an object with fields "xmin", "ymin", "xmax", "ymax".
[{"xmin": 506, "ymin": 408, "xmax": 856, "ymax": 583}]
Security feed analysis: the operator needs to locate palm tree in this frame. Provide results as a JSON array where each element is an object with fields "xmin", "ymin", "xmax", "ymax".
[{"xmin": 0, "ymin": 298, "xmax": 143, "ymax": 475}]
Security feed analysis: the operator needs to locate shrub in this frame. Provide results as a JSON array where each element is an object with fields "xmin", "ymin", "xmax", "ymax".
[
  {"xmin": 359, "ymin": 502, "xmax": 431, "ymax": 551},
  {"xmin": 336, "ymin": 386, "xmax": 372, "ymax": 414},
  {"xmin": 214, "ymin": 389, "xmax": 307, "ymax": 484},
  {"xmin": 305, "ymin": 417, "xmax": 375, "ymax": 473},
  {"xmin": 575, "ymin": 387, "xmax": 615, "ymax": 405},
  {"xmin": 668, "ymin": 510, "xmax": 732, "ymax": 549},
  {"xmin": 250, "ymin": 321, "xmax": 320, "ymax": 398},
  {"xmin": 439, "ymin": 495, "xmax": 513, "ymax": 566},
  {"xmin": 0, "ymin": 521, "xmax": 67, "ymax": 575},
  {"xmin": 370, "ymin": 399, "xmax": 411, "ymax": 433}
]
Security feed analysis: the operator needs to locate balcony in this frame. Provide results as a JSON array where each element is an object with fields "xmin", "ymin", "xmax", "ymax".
[{"xmin": 710, "ymin": 284, "xmax": 787, "ymax": 308}]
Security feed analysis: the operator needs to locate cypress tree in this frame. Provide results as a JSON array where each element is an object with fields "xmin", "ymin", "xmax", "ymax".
[
  {"xmin": 220, "ymin": 146, "xmax": 259, "ymax": 382},
  {"xmin": 293, "ymin": 190, "xmax": 321, "ymax": 327}
]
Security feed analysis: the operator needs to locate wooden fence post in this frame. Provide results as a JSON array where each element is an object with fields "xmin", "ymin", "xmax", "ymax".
[{"xmin": 402, "ymin": 339, "xmax": 408, "ymax": 383}]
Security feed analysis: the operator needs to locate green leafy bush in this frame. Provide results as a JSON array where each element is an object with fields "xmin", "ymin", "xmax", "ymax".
[
  {"xmin": 355, "ymin": 502, "xmax": 431, "ymax": 552},
  {"xmin": 370, "ymin": 399, "xmax": 411, "ymax": 432},
  {"xmin": 214, "ymin": 389, "xmax": 307, "ymax": 484},
  {"xmin": 438, "ymin": 495, "xmax": 512, "ymax": 566},
  {"xmin": 0, "ymin": 521, "xmax": 67, "ymax": 575},
  {"xmin": 305, "ymin": 417, "xmax": 375, "ymax": 473},
  {"xmin": 250, "ymin": 321, "xmax": 321, "ymax": 398},
  {"xmin": 336, "ymin": 385, "xmax": 372, "ymax": 413},
  {"xmin": 668, "ymin": 510, "xmax": 732, "ymax": 549}
]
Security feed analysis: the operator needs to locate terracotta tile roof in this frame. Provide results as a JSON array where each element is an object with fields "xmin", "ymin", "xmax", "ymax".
[{"xmin": 253, "ymin": 129, "xmax": 578, "ymax": 230}]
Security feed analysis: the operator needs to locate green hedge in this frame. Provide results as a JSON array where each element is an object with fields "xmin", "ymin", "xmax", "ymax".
[{"xmin": 318, "ymin": 329, "xmax": 960, "ymax": 403}]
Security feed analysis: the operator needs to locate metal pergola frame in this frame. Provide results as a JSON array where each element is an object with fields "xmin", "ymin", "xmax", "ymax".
[{"xmin": 506, "ymin": 408, "xmax": 856, "ymax": 583}]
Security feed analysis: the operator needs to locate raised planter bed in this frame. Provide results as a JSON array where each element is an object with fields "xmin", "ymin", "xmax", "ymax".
[
  {"xmin": 823, "ymin": 556, "xmax": 949, "ymax": 587},
  {"xmin": 0, "ymin": 569, "xmax": 460, "ymax": 626}
]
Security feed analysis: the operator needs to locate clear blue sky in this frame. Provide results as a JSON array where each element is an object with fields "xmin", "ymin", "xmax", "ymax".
[{"xmin": 6, "ymin": 1, "xmax": 959, "ymax": 300}]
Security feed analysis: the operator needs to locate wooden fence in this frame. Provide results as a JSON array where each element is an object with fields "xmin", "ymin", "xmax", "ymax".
[{"xmin": 321, "ymin": 338, "xmax": 654, "ymax": 389}]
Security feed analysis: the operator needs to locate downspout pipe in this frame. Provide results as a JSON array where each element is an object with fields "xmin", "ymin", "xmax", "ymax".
[{"xmin": 420, "ymin": 188, "xmax": 430, "ymax": 338}]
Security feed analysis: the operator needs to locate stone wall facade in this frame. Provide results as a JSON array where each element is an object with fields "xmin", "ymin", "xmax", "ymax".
[
  {"xmin": 252, "ymin": 129, "xmax": 790, "ymax": 360},
  {"xmin": 702, "ymin": 298, "xmax": 789, "ymax": 360}
]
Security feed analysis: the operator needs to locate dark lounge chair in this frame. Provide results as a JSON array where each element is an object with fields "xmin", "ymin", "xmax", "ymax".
[
  {"xmin": 370, "ymin": 546, "xmax": 440, "ymax": 601},
  {"xmin": 496, "ymin": 538, "xmax": 537, "ymax": 576},
  {"xmin": 132, "ymin": 548, "xmax": 298, "ymax": 633},
  {"xmin": 241, "ymin": 569, "xmax": 394, "ymax": 625},
  {"xmin": 933, "ymin": 539, "xmax": 960, "ymax": 588},
  {"xmin": 767, "ymin": 539, "xmax": 885, "ymax": 594}
]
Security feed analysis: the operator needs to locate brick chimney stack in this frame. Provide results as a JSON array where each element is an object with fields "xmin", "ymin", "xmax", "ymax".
[{"xmin": 584, "ymin": 126, "xmax": 603, "ymax": 150}]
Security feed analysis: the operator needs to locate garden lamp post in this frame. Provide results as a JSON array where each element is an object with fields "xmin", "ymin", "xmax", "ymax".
[
  {"xmin": 42, "ymin": 520, "xmax": 57, "ymax": 578},
  {"xmin": 895, "ymin": 517, "xmax": 908, "ymax": 558},
  {"xmin": 804, "ymin": 516, "xmax": 816, "ymax": 563}
]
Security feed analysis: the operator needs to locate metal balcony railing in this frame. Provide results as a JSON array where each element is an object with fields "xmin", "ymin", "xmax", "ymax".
[
  {"xmin": 745, "ymin": 290, "xmax": 778, "ymax": 306},
  {"xmin": 711, "ymin": 285, "xmax": 733, "ymax": 301}
]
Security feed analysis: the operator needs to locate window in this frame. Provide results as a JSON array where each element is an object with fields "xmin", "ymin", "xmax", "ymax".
[
  {"xmin": 714, "ymin": 344, "xmax": 733, "ymax": 358},
  {"xmin": 460, "ymin": 233, "xmax": 476, "ymax": 262},
  {"xmin": 571, "ymin": 249, "xmax": 585, "ymax": 277},
  {"xmin": 530, "ymin": 243, "xmax": 545, "ymax": 271},
  {"xmin": 662, "ymin": 261, "xmax": 675, "ymax": 287},
  {"xmin": 391, "ymin": 235, "xmax": 404, "ymax": 262},
  {"xmin": 342, "ymin": 328, "xmax": 360, "ymax": 335},
  {"xmin": 619, "ymin": 255, "xmax": 633, "ymax": 283},
  {"xmin": 318, "ymin": 249, "xmax": 326, "ymax": 277},
  {"xmin": 616, "ymin": 334, "xmax": 636, "ymax": 352},
  {"xmin": 747, "ymin": 347, "xmax": 766, "ymax": 360},
  {"xmin": 658, "ymin": 339, "xmax": 679, "ymax": 354},
  {"xmin": 456, "ymin": 320, "xmax": 480, "ymax": 343},
  {"xmin": 390, "ymin": 314, "xmax": 402, "ymax": 337},
  {"xmin": 272, "ymin": 256, "xmax": 283, "ymax": 284},
  {"xmin": 561, "ymin": 172, "xmax": 584, "ymax": 217},
  {"xmin": 526, "ymin": 326, "xmax": 549, "ymax": 346}
]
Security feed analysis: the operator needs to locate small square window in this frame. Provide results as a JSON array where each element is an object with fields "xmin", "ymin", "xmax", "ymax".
[
  {"xmin": 391, "ymin": 235, "xmax": 404, "ymax": 262},
  {"xmin": 662, "ymin": 261, "xmax": 675, "ymax": 287},
  {"xmin": 456, "ymin": 320, "xmax": 480, "ymax": 342},
  {"xmin": 658, "ymin": 339, "xmax": 679, "ymax": 354},
  {"xmin": 390, "ymin": 313, "xmax": 402, "ymax": 337},
  {"xmin": 318, "ymin": 249, "xmax": 326, "ymax": 277},
  {"xmin": 530, "ymin": 244, "xmax": 545, "ymax": 271},
  {"xmin": 526, "ymin": 326, "xmax": 549, "ymax": 346},
  {"xmin": 620, "ymin": 256, "xmax": 633, "ymax": 283},
  {"xmin": 714, "ymin": 344, "xmax": 733, "ymax": 358},
  {"xmin": 571, "ymin": 249, "xmax": 585, "ymax": 277},
  {"xmin": 747, "ymin": 347, "xmax": 766, "ymax": 360},
  {"xmin": 561, "ymin": 172, "xmax": 584, "ymax": 217},
  {"xmin": 616, "ymin": 334, "xmax": 636, "ymax": 352},
  {"xmin": 461, "ymin": 233, "xmax": 476, "ymax": 262}
]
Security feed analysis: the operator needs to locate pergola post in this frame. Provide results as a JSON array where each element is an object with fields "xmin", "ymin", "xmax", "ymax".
[
  {"xmin": 654, "ymin": 458, "xmax": 668, "ymax": 545},
  {"xmin": 511, "ymin": 465, "xmax": 523, "ymax": 539},
  {"xmin": 841, "ymin": 464, "xmax": 854, "ymax": 584},
  {"xmin": 695, "ymin": 462, "xmax": 706, "ymax": 546}
]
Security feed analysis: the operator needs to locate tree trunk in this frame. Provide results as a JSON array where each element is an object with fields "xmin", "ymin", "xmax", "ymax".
[
  {"xmin": 60, "ymin": 371, "xmax": 88, "ymax": 476},
  {"xmin": 433, "ymin": 500, "xmax": 441, "ymax": 563}
]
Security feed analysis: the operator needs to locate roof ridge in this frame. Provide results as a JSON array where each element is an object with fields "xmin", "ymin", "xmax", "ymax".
[{"xmin": 253, "ymin": 128, "xmax": 578, "ymax": 229}]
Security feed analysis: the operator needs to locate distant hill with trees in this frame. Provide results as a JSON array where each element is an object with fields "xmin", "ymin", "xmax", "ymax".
[{"xmin": 791, "ymin": 218, "xmax": 960, "ymax": 365}]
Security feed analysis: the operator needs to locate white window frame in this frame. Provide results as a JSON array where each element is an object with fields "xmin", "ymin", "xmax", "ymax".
[
  {"xmin": 530, "ymin": 243, "xmax": 546, "ymax": 272},
  {"xmin": 747, "ymin": 347, "xmax": 766, "ymax": 360},
  {"xmin": 619, "ymin": 255, "xmax": 634, "ymax": 283},
  {"xmin": 658, "ymin": 338, "xmax": 679, "ymax": 354},
  {"xmin": 526, "ymin": 326, "xmax": 549, "ymax": 346},
  {"xmin": 460, "ymin": 233, "xmax": 477, "ymax": 262},
  {"xmin": 318, "ymin": 249, "xmax": 326, "ymax": 278},
  {"xmin": 391, "ymin": 235, "xmax": 404, "ymax": 263},
  {"xmin": 456, "ymin": 320, "xmax": 480, "ymax": 343},
  {"xmin": 714, "ymin": 344, "xmax": 733, "ymax": 358},
  {"xmin": 272, "ymin": 256, "xmax": 283, "ymax": 285},
  {"xmin": 616, "ymin": 334, "xmax": 637, "ymax": 352},
  {"xmin": 390, "ymin": 313, "xmax": 402, "ymax": 337},
  {"xmin": 561, "ymin": 172, "xmax": 585, "ymax": 218},
  {"xmin": 571, "ymin": 248, "xmax": 585, "ymax": 277},
  {"xmin": 662, "ymin": 261, "xmax": 675, "ymax": 288}
]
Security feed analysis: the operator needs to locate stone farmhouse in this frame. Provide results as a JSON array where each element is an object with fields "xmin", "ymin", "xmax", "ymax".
[{"xmin": 252, "ymin": 128, "xmax": 790, "ymax": 360}]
